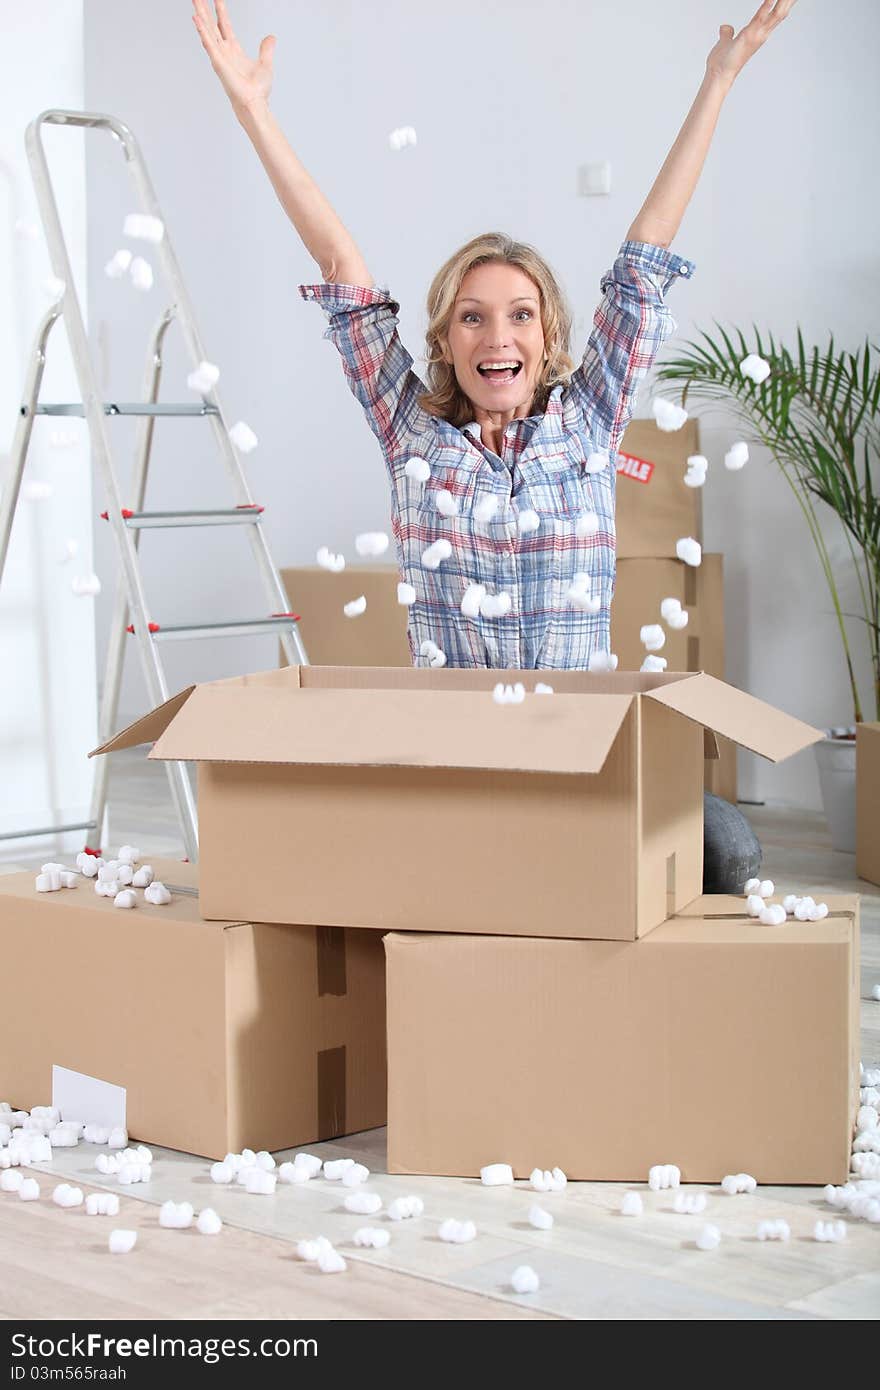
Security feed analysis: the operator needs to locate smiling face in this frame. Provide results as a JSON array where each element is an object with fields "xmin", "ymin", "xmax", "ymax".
[{"xmin": 440, "ymin": 261, "xmax": 547, "ymax": 420}]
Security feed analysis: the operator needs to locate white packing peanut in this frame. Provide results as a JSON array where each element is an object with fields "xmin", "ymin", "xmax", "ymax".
[
  {"xmin": 813, "ymin": 1219, "xmax": 846, "ymax": 1242},
  {"xmin": 648, "ymin": 1164, "xmax": 681, "ymax": 1191},
  {"xmin": 575, "ymin": 511, "xmax": 600, "ymax": 538},
  {"xmin": 695, "ymin": 1224, "xmax": 721, "ymax": 1251},
  {"xmin": 186, "ymin": 361, "xmax": 219, "ymax": 393},
  {"xmin": 398, "ymin": 582, "xmax": 416, "ymax": 606},
  {"xmin": 652, "ymin": 398, "xmax": 688, "ymax": 432},
  {"xmin": 721, "ymin": 1173, "xmax": 757, "ymax": 1195},
  {"xmin": 757, "ymin": 1219, "xmax": 790, "ymax": 1241},
  {"xmin": 620, "ymin": 1192, "xmax": 643, "ymax": 1216},
  {"xmin": 341, "ymin": 1163, "xmax": 369, "ymax": 1187},
  {"xmin": 344, "ymin": 1191, "xmax": 382, "ymax": 1215},
  {"xmin": 675, "ymin": 537, "xmax": 702, "ymax": 567},
  {"xmin": 343, "ymin": 596, "xmax": 367, "ymax": 618},
  {"xmin": 144, "ymin": 882, "xmax": 171, "ymax": 905},
  {"xmin": 388, "ymin": 1196, "xmax": 424, "ymax": 1221},
  {"xmin": 481, "ymin": 1163, "xmax": 514, "ymax": 1186},
  {"xmin": 323, "ymin": 1159, "xmax": 355, "ymax": 1182},
  {"xmin": 461, "ymin": 583, "xmax": 486, "ymax": 619},
  {"xmin": 641, "ymin": 656, "xmax": 668, "ymax": 673},
  {"xmin": 739, "ymin": 354, "xmax": 771, "ymax": 385},
  {"xmin": 354, "ymin": 1227, "xmax": 390, "ymax": 1248},
  {"xmin": 510, "ymin": 1265, "xmax": 540, "ymax": 1294},
  {"xmin": 197, "ymin": 1208, "xmax": 223, "ymax": 1235},
  {"xmin": 673, "ymin": 1191, "xmax": 707, "ymax": 1215},
  {"xmin": 588, "ymin": 650, "xmax": 618, "ymax": 672},
  {"xmin": 517, "ymin": 508, "xmax": 541, "ymax": 534},
  {"xmin": 296, "ymin": 1236, "xmax": 333, "ymax": 1262},
  {"xmin": 724, "ymin": 441, "xmax": 750, "ymax": 471},
  {"xmin": 244, "ymin": 1170, "xmax": 276, "ymax": 1195},
  {"xmin": 317, "ymin": 1246, "xmax": 347, "ymax": 1274},
  {"xmin": 18, "ymin": 1179, "xmax": 40, "ymax": 1201},
  {"xmin": 640, "ymin": 624, "xmax": 666, "ymax": 652},
  {"xmin": 436, "ymin": 489, "xmax": 460, "ymax": 518},
  {"xmin": 316, "ymin": 546, "xmax": 345, "ymax": 572},
  {"xmin": 355, "ymin": 531, "xmax": 390, "ymax": 557},
  {"xmin": 123, "ymin": 212, "xmax": 164, "ymax": 243},
  {"xmin": 534, "ymin": 682, "xmax": 554, "ymax": 694},
  {"xmin": 529, "ymin": 1205, "xmax": 554, "ymax": 1229},
  {"xmin": 404, "ymin": 457, "xmax": 431, "ymax": 484},
  {"xmin": 474, "ymin": 494, "xmax": 499, "ymax": 524},
  {"xmin": 747, "ymin": 895, "xmax": 765, "ymax": 918},
  {"xmin": 438, "ymin": 1218, "xmax": 476, "ymax": 1243},
  {"xmin": 759, "ymin": 880, "xmax": 774, "ymax": 897},
  {"xmin": 759, "ymin": 904, "xmax": 787, "ymax": 927},
  {"xmin": 421, "ymin": 539, "xmax": 453, "ymax": 570},
  {"xmin": 228, "ymin": 421, "xmax": 258, "ymax": 453},
  {"xmin": 159, "ymin": 1200, "xmax": 194, "ymax": 1228},
  {"xmin": 108, "ymin": 1230, "xmax": 137, "ymax": 1254},
  {"xmin": 85, "ymin": 1193, "xmax": 119, "ymax": 1216},
  {"xmin": 52, "ymin": 1183, "xmax": 84, "ymax": 1208}
]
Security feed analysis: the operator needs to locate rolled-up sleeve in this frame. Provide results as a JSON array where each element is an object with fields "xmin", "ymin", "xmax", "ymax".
[
  {"xmin": 565, "ymin": 241, "xmax": 695, "ymax": 454},
  {"xmin": 298, "ymin": 282, "xmax": 431, "ymax": 462}
]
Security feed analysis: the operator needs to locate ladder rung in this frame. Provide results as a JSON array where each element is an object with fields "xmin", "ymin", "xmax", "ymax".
[
  {"xmin": 127, "ymin": 615, "xmax": 300, "ymax": 642},
  {"xmin": 101, "ymin": 505, "xmax": 264, "ymax": 529},
  {"xmin": 25, "ymin": 403, "xmax": 221, "ymax": 417},
  {"xmin": 0, "ymin": 818, "xmax": 98, "ymax": 842}
]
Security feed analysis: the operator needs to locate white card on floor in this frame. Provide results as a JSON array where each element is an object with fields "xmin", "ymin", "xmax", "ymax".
[{"xmin": 52, "ymin": 1065, "xmax": 126, "ymax": 1129}]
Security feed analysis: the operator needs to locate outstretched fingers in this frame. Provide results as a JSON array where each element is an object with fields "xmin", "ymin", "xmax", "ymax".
[{"xmin": 214, "ymin": 0, "xmax": 237, "ymax": 44}]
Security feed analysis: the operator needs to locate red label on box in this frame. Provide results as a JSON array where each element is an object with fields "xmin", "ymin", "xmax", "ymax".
[{"xmin": 616, "ymin": 451, "xmax": 654, "ymax": 484}]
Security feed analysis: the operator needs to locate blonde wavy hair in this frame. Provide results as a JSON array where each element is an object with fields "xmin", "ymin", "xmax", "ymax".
[{"xmin": 417, "ymin": 233, "xmax": 576, "ymax": 428}]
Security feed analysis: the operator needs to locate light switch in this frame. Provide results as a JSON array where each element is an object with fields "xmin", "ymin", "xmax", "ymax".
[{"xmin": 578, "ymin": 161, "xmax": 612, "ymax": 196}]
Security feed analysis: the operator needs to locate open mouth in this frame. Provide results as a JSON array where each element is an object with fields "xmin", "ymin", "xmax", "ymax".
[{"xmin": 476, "ymin": 363, "xmax": 523, "ymax": 384}]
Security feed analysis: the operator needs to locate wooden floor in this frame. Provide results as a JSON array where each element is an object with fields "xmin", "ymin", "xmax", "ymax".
[{"xmin": 1, "ymin": 753, "xmax": 878, "ymax": 1321}]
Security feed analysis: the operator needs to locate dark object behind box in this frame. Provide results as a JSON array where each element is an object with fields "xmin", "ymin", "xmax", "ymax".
[
  {"xmin": 0, "ymin": 861, "xmax": 386, "ymax": 1160},
  {"xmin": 385, "ymin": 896, "xmax": 860, "ymax": 1184}
]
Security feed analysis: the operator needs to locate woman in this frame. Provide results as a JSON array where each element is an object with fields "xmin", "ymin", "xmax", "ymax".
[{"xmin": 193, "ymin": 0, "xmax": 795, "ymax": 886}]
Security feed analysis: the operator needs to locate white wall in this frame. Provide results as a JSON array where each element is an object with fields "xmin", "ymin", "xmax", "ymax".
[
  {"xmin": 82, "ymin": 0, "xmax": 880, "ymax": 808},
  {"xmin": 0, "ymin": 1, "xmax": 97, "ymax": 857}
]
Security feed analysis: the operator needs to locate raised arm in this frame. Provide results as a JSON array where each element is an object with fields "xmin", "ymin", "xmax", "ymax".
[
  {"xmin": 627, "ymin": 0, "xmax": 797, "ymax": 248},
  {"xmin": 192, "ymin": 0, "xmax": 372, "ymax": 286}
]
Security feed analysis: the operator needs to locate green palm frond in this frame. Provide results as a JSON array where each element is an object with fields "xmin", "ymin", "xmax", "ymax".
[{"xmin": 656, "ymin": 329, "xmax": 880, "ymax": 722}]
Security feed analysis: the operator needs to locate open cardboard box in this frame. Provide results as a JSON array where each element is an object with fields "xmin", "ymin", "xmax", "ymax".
[
  {"xmin": 93, "ymin": 667, "xmax": 821, "ymax": 942},
  {"xmin": 385, "ymin": 894, "xmax": 861, "ymax": 1184},
  {"xmin": 280, "ymin": 553, "xmax": 737, "ymax": 801},
  {"xmin": 0, "ymin": 861, "xmax": 386, "ymax": 1160}
]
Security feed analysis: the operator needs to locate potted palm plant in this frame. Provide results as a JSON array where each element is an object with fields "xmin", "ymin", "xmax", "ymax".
[{"xmin": 655, "ymin": 326, "xmax": 879, "ymax": 851}]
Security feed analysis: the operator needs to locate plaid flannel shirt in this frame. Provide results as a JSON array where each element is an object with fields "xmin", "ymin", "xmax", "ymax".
[{"xmin": 299, "ymin": 239, "xmax": 693, "ymax": 669}]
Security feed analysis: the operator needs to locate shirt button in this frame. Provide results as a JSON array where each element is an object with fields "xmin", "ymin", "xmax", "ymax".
[
  {"xmin": 678, "ymin": 263, "xmax": 688, "ymax": 275},
  {"xmin": 306, "ymin": 288, "xmax": 315, "ymax": 298}
]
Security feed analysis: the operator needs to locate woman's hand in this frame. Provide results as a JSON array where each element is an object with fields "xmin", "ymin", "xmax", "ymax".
[
  {"xmin": 192, "ymin": 0, "xmax": 276, "ymax": 118},
  {"xmin": 705, "ymin": 0, "xmax": 796, "ymax": 87}
]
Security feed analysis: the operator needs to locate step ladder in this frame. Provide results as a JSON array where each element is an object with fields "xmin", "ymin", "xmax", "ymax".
[{"xmin": 0, "ymin": 109, "xmax": 309, "ymax": 862}]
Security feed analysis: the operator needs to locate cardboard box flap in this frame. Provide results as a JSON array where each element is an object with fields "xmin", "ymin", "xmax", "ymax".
[
  {"xmin": 645, "ymin": 673, "xmax": 823, "ymax": 762},
  {"xmin": 89, "ymin": 685, "xmax": 196, "ymax": 756},
  {"xmin": 148, "ymin": 684, "xmax": 635, "ymax": 775}
]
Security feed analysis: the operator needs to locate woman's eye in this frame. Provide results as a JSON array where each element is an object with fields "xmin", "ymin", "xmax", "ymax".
[{"xmin": 461, "ymin": 310, "xmax": 532, "ymax": 323}]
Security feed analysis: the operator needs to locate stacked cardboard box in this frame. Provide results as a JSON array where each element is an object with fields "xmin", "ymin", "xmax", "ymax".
[
  {"xmin": 0, "ymin": 860, "xmax": 386, "ymax": 1160},
  {"xmin": 385, "ymin": 895, "xmax": 860, "ymax": 1184},
  {"xmin": 83, "ymin": 666, "xmax": 857, "ymax": 1184}
]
